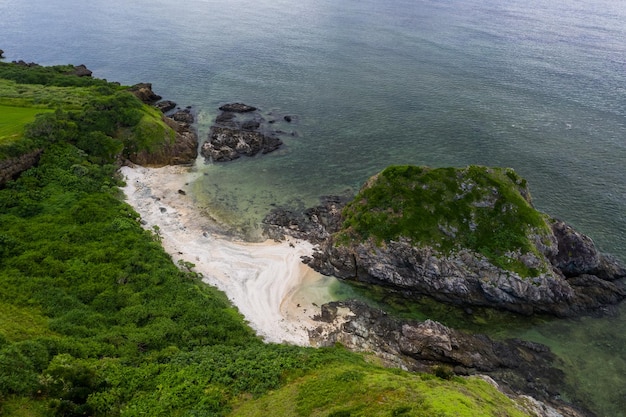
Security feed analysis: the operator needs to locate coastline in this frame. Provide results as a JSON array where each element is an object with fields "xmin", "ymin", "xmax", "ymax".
[{"xmin": 120, "ymin": 163, "xmax": 331, "ymax": 346}]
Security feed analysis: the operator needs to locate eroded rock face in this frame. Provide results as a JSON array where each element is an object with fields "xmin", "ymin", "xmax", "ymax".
[
  {"xmin": 307, "ymin": 232, "xmax": 625, "ymax": 317},
  {"xmin": 310, "ymin": 300, "xmax": 592, "ymax": 417},
  {"xmin": 200, "ymin": 103, "xmax": 286, "ymax": 162},
  {"xmin": 155, "ymin": 100, "xmax": 177, "ymax": 113},
  {"xmin": 0, "ymin": 149, "xmax": 43, "ymax": 187}
]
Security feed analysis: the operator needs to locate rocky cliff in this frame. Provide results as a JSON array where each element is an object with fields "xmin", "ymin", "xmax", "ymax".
[{"xmin": 265, "ymin": 165, "xmax": 626, "ymax": 317}]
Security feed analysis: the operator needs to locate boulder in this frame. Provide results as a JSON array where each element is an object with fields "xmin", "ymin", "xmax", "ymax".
[
  {"xmin": 218, "ymin": 102, "xmax": 257, "ymax": 113},
  {"xmin": 201, "ymin": 126, "xmax": 281, "ymax": 162},
  {"xmin": 155, "ymin": 100, "xmax": 177, "ymax": 113},
  {"xmin": 170, "ymin": 108, "xmax": 194, "ymax": 125}
]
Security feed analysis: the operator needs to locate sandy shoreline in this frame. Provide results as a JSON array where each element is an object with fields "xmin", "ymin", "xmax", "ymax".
[{"xmin": 120, "ymin": 164, "xmax": 330, "ymax": 346}]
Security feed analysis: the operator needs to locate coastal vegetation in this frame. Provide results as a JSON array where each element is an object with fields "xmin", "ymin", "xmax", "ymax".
[
  {"xmin": 337, "ymin": 165, "xmax": 552, "ymax": 277},
  {"xmin": 0, "ymin": 62, "xmax": 534, "ymax": 416}
]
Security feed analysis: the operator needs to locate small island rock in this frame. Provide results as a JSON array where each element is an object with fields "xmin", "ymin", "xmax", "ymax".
[
  {"xmin": 266, "ymin": 165, "xmax": 626, "ymax": 317},
  {"xmin": 218, "ymin": 103, "xmax": 257, "ymax": 113}
]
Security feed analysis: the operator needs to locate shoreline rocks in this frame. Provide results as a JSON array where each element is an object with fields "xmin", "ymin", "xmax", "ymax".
[
  {"xmin": 310, "ymin": 300, "xmax": 593, "ymax": 417},
  {"xmin": 200, "ymin": 103, "xmax": 289, "ymax": 162}
]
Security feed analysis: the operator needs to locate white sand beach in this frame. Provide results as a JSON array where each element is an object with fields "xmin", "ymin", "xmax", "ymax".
[{"xmin": 120, "ymin": 164, "xmax": 332, "ymax": 346}]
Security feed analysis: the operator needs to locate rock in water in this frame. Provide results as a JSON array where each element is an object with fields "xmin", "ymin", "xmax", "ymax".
[
  {"xmin": 218, "ymin": 102, "xmax": 257, "ymax": 113},
  {"xmin": 267, "ymin": 165, "xmax": 626, "ymax": 317},
  {"xmin": 200, "ymin": 103, "xmax": 285, "ymax": 162}
]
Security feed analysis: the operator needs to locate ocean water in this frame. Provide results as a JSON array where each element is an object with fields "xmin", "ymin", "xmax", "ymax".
[{"xmin": 2, "ymin": 0, "xmax": 625, "ymax": 414}]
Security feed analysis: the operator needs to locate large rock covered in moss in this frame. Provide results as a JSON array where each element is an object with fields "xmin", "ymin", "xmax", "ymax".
[
  {"xmin": 126, "ymin": 109, "xmax": 198, "ymax": 167},
  {"xmin": 302, "ymin": 165, "xmax": 626, "ymax": 316}
]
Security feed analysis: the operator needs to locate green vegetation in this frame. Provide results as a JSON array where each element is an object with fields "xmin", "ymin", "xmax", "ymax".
[
  {"xmin": 0, "ymin": 104, "xmax": 51, "ymax": 144},
  {"xmin": 0, "ymin": 62, "xmax": 172, "ymax": 161},
  {"xmin": 0, "ymin": 62, "xmax": 533, "ymax": 416},
  {"xmin": 231, "ymin": 362, "xmax": 530, "ymax": 417},
  {"xmin": 338, "ymin": 165, "xmax": 552, "ymax": 276}
]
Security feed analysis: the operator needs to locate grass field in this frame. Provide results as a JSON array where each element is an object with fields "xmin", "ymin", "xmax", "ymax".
[{"xmin": 0, "ymin": 104, "xmax": 51, "ymax": 144}]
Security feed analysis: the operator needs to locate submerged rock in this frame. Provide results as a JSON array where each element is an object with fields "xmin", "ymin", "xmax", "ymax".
[
  {"xmin": 0, "ymin": 149, "xmax": 43, "ymax": 187},
  {"xmin": 266, "ymin": 165, "xmax": 626, "ymax": 317}
]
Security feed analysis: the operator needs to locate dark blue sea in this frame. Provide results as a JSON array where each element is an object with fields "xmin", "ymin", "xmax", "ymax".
[{"xmin": 2, "ymin": 0, "xmax": 625, "ymax": 414}]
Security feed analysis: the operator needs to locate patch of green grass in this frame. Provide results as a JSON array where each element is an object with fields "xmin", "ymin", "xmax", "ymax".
[
  {"xmin": 0, "ymin": 105, "xmax": 51, "ymax": 144},
  {"xmin": 0, "ymin": 79, "xmax": 99, "ymax": 110},
  {"xmin": 230, "ymin": 363, "xmax": 531, "ymax": 417},
  {"xmin": 337, "ymin": 165, "xmax": 552, "ymax": 277},
  {"xmin": 130, "ymin": 105, "xmax": 176, "ymax": 152},
  {"xmin": 0, "ymin": 304, "xmax": 55, "ymax": 342}
]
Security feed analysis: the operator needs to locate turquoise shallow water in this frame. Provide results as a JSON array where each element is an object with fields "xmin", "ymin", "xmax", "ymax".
[{"xmin": 2, "ymin": 0, "xmax": 626, "ymax": 414}]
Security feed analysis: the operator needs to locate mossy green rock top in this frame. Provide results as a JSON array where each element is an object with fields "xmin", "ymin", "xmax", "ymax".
[
  {"xmin": 339, "ymin": 165, "xmax": 550, "ymax": 277},
  {"xmin": 308, "ymin": 165, "xmax": 626, "ymax": 316}
]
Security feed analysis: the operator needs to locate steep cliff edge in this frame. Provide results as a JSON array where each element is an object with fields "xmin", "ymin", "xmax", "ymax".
[{"xmin": 266, "ymin": 165, "xmax": 626, "ymax": 317}]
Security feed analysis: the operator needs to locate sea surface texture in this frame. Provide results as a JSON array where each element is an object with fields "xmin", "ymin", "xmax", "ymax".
[{"xmin": 2, "ymin": 0, "xmax": 625, "ymax": 415}]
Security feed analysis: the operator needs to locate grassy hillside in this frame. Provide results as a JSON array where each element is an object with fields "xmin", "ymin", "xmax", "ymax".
[{"xmin": 0, "ymin": 62, "xmax": 534, "ymax": 416}]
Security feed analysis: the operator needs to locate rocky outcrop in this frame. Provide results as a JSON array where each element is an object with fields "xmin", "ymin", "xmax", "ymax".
[
  {"xmin": 311, "ymin": 300, "xmax": 593, "ymax": 417},
  {"xmin": 218, "ymin": 102, "xmax": 257, "ymax": 113},
  {"xmin": 128, "ymin": 109, "xmax": 198, "ymax": 167},
  {"xmin": 200, "ymin": 103, "xmax": 285, "ymax": 162},
  {"xmin": 264, "ymin": 195, "xmax": 350, "ymax": 243},
  {"xmin": 0, "ymin": 50, "xmax": 4, "ymax": 59},
  {"xmin": 307, "ymin": 229, "xmax": 625, "ymax": 317},
  {"xmin": 128, "ymin": 83, "xmax": 162, "ymax": 103},
  {"xmin": 65, "ymin": 64, "xmax": 92, "ymax": 77},
  {"xmin": 155, "ymin": 100, "xmax": 177, "ymax": 113},
  {"xmin": 0, "ymin": 149, "xmax": 43, "ymax": 187},
  {"xmin": 264, "ymin": 166, "xmax": 626, "ymax": 317},
  {"xmin": 11, "ymin": 60, "xmax": 40, "ymax": 67}
]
